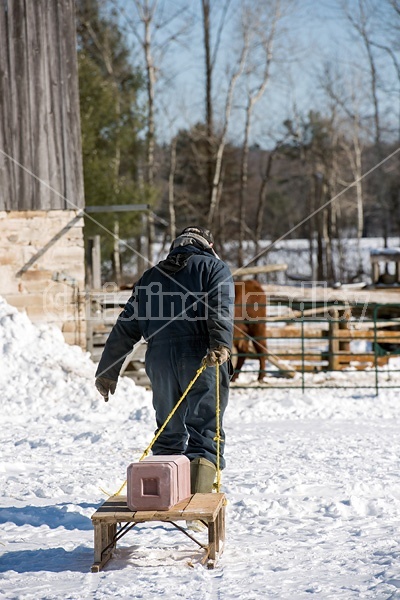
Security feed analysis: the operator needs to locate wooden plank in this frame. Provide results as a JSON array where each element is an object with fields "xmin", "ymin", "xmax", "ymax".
[
  {"xmin": 92, "ymin": 495, "xmax": 131, "ymax": 520},
  {"xmin": 133, "ymin": 500, "xmax": 189, "ymax": 522},
  {"xmin": 92, "ymin": 495, "xmax": 192, "ymax": 522},
  {"xmin": 93, "ymin": 522, "xmax": 103, "ymax": 563},
  {"xmin": 147, "ymin": 496, "xmax": 194, "ymax": 520},
  {"xmin": 220, "ymin": 504, "xmax": 226, "ymax": 543},
  {"xmin": 58, "ymin": 0, "xmax": 84, "ymax": 210},
  {"xmin": 45, "ymin": 0, "xmax": 64, "ymax": 208},
  {"xmin": 92, "ymin": 493, "xmax": 225, "ymax": 523},
  {"xmin": 91, "ymin": 549, "xmax": 113, "ymax": 572},
  {"xmin": 264, "ymin": 327, "xmax": 324, "ymax": 338},
  {"xmin": 182, "ymin": 493, "xmax": 225, "ymax": 520},
  {"xmin": 336, "ymin": 354, "xmax": 389, "ymax": 364},
  {"xmin": 101, "ymin": 523, "xmax": 109, "ymax": 557},
  {"xmin": 0, "ymin": 1, "xmax": 14, "ymax": 209},
  {"xmin": 323, "ymin": 330, "xmax": 400, "ymax": 340},
  {"xmin": 271, "ymin": 353, "xmax": 326, "ymax": 360},
  {"xmin": 11, "ymin": 0, "xmax": 33, "ymax": 210},
  {"xmin": 91, "ymin": 521, "xmax": 116, "ymax": 572},
  {"xmin": 266, "ymin": 305, "xmax": 350, "ymax": 321},
  {"xmin": 262, "ymin": 284, "xmax": 400, "ymax": 307},
  {"xmin": 232, "ymin": 264, "xmax": 287, "ymax": 276},
  {"xmin": 208, "ymin": 520, "xmax": 217, "ymax": 563},
  {"xmin": 26, "ymin": 0, "xmax": 50, "ymax": 210}
]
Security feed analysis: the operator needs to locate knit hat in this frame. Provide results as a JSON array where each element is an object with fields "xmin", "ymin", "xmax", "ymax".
[
  {"xmin": 170, "ymin": 225, "xmax": 218, "ymax": 256},
  {"xmin": 179, "ymin": 226, "xmax": 214, "ymax": 245}
]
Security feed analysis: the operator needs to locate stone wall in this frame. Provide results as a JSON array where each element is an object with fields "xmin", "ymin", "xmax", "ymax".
[{"xmin": 0, "ymin": 210, "xmax": 86, "ymax": 347}]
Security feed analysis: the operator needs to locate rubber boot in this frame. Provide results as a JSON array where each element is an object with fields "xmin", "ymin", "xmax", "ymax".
[
  {"xmin": 190, "ymin": 457, "xmax": 217, "ymax": 493},
  {"xmin": 188, "ymin": 458, "xmax": 217, "ymax": 531}
]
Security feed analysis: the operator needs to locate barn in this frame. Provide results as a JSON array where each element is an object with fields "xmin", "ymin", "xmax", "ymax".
[{"xmin": 0, "ymin": 0, "xmax": 86, "ymax": 347}]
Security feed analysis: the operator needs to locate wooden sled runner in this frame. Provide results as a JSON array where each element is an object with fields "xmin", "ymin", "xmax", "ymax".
[{"xmin": 91, "ymin": 492, "xmax": 226, "ymax": 571}]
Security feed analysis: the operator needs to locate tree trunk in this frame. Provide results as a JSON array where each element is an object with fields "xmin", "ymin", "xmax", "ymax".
[
  {"xmin": 354, "ymin": 142, "xmax": 364, "ymax": 274},
  {"xmin": 254, "ymin": 151, "xmax": 275, "ymax": 261},
  {"xmin": 313, "ymin": 172, "xmax": 325, "ymax": 281},
  {"xmin": 201, "ymin": 0, "xmax": 214, "ymax": 204},
  {"xmin": 143, "ymin": 9, "xmax": 156, "ymax": 264},
  {"xmin": 112, "ymin": 219, "xmax": 122, "ymax": 286},
  {"xmin": 238, "ymin": 106, "xmax": 251, "ymax": 267},
  {"xmin": 237, "ymin": 2, "xmax": 278, "ymax": 266},
  {"xmin": 168, "ymin": 136, "xmax": 177, "ymax": 242},
  {"xmin": 207, "ymin": 33, "xmax": 249, "ymax": 228}
]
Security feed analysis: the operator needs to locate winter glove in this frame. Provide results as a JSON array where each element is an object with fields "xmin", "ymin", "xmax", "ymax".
[
  {"xmin": 204, "ymin": 346, "xmax": 230, "ymax": 367},
  {"xmin": 95, "ymin": 376, "xmax": 117, "ymax": 402}
]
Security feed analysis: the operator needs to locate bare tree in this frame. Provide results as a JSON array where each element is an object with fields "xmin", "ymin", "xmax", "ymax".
[
  {"xmin": 114, "ymin": 0, "xmax": 192, "ymax": 263},
  {"xmin": 320, "ymin": 63, "xmax": 367, "ymax": 276},
  {"xmin": 237, "ymin": 0, "xmax": 283, "ymax": 267},
  {"xmin": 341, "ymin": 0, "xmax": 381, "ymax": 147},
  {"xmin": 376, "ymin": 0, "xmax": 400, "ymax": 140},
  {"xmin": 254, "ymin": 139, "xmax": 286, "ymax": 261},
  {"xmin": 206, "ymin": 36, "xmax": 249, "ymax": 228},
  {"xmin": 340, "ymin": 0, "xmax": 398, "ymax": 246},
  {"xmin": 168, "ymin": 135, "xmax": 177, "ymax": 242},
  {"xmin": 201, "ymin": 0, "xmax": 232, "ymax": 205}
]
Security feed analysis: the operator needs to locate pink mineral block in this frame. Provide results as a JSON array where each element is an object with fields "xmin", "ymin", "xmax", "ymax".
[{"xmin": 127, "ymin": 455, "xmax": 191, "ymax": 511}]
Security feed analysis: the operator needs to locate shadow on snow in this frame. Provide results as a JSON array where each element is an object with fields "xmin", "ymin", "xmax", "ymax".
[
  {"xmin": 0, "ymin": 545, "xmax": 93, "ymax": 573},
  {"xmin": 0, "ymin": 502, "xmax": 100, "ymax": 531}
]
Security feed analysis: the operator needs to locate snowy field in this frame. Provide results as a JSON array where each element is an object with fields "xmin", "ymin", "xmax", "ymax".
[{"xmin": 2, "ymin": 296, "xmax": 400, "ymax": 599}]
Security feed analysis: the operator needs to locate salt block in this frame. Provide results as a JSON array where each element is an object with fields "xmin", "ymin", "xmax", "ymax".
[{"xmin": 127, "ymin": 455, "xmax": 191, "ymax": 511}]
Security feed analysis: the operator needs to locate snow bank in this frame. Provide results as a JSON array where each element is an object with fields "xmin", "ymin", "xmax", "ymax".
[
  {"xmin": 0, "ymin": 296, "xmax": 154, "ymax": 504},
  {"xmin": 0, "ymin": 296, "xmax": 149, "ymax": 420}
]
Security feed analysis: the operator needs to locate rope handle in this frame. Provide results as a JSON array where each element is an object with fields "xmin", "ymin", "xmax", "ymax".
[
  {"xmin": 105, "ymin": 358, "xmax": 222, "ymax": 497},
  {"xmin": 139, "ymin": 362, "xmax": 207, "ymax": 461},
  {"xmin": 214, "ymin": 362, "xmax": 222, "ymax": 493}
]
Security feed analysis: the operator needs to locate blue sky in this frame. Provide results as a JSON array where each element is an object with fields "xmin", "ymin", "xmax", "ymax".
[{"xmin": 116, "ymin": 0, "xmax": 400, "ymax": 147}]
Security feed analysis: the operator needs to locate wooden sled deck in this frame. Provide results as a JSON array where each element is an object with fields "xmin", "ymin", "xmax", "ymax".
[{"xmin": 91, "ymin": 493, "xmax": 226, "ymax": 571}]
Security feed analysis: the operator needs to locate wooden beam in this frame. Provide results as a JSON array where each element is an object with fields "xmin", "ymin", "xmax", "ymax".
[
  {"xmin": 261, "ymin": 284, "xmax": 400, "ymax": 306},
  {"xmin": 85, "ymin": 204, "xmax": 150, "ymax": 213},
  {"xmin": 232, "ymin": 264, "xmax": 287, "ymax": 277}
]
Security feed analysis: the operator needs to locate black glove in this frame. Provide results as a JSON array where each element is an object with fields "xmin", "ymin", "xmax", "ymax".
[
  {"xmin": 204, "ymin": 346, "xmax": 230, "ymax": 367},
  {"xmin": 95, "ymin": 376, "xmax": 117, "ymax": 401}
]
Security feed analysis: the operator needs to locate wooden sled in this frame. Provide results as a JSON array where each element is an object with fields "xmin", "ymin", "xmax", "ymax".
[{"xmin": 91, "ymin": 492, "xmax": 226, "ymax": 571}]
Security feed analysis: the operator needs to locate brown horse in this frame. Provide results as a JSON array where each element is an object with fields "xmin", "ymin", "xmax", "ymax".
[{"xmin": 231, "ymin": 279, "xmax": 267, "ymax": 382}]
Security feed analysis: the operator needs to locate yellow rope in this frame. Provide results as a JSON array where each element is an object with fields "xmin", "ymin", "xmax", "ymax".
[
  {"xmin": 138, "ymin": 362, "xmax": 207, "ymax": 461},
  {"xmin": 214, "ymin": 362, "xmax": 222, "ymax": 493},
  {"xmin": 105, "ymin": 362, "xmax": 207, "ymax": 497}
]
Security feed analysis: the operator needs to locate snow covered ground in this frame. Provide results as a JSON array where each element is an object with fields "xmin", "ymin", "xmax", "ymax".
[{"xmin": 2, "ymin": 296, "xmax": 400, "ymax": 599}]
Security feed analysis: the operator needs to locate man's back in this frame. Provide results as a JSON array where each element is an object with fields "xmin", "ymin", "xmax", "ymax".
[{"xmin": 132, "ymin": 246, "xmax": 233, "ymax": 347}]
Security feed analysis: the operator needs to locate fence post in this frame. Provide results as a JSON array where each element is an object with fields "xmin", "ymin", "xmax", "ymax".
[
  {"xmin": 338, "ymin": 308, "xmax": 352, "ymax": 366},
  {"xmin": 374, "ymin": 306, "xmax": 379, "ymax": 395},
  {"xmin": 328, "ymin": 308, "xmax": 340, "ymax": 371},
  {"xmin": 301, "ymin": 311, "xmax": 305, "ymax": 393}
]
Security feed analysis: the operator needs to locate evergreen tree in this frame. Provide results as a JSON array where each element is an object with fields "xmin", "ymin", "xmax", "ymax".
[{"xmin": 76, "ymin": 0, "xmax": 145, "ymax": 277}]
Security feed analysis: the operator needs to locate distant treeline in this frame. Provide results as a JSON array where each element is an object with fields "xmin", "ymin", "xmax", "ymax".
[{"xmin": 76, "ymin": 0, "xmax": 400, "ymax": 284}]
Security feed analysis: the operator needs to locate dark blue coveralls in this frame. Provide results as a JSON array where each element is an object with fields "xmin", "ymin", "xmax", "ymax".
[{"xmin": 95, "ymin": 245, "xmax": 234, "ymax": 468}]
